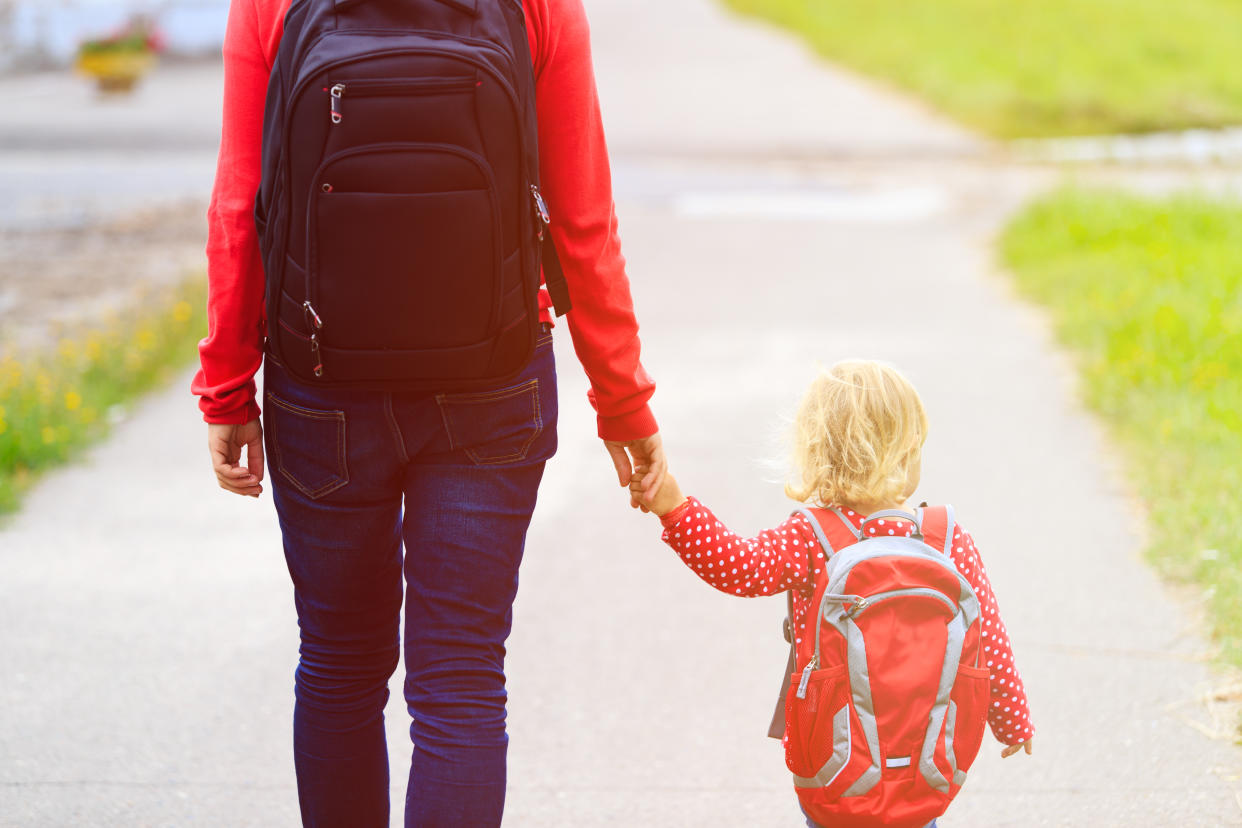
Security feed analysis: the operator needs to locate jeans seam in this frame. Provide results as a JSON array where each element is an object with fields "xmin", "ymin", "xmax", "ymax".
[{"xmin": 383, "ymin": 393, "xmax": 409, "ymax": 464}]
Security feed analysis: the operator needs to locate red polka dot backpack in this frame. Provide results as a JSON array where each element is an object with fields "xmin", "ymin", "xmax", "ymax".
[{"xmin": 774, "ymin": 505, "xmax": 989, "ymax": 828}]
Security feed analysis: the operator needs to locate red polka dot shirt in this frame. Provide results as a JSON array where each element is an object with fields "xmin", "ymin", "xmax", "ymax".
[{"xmin": 659, "ymin": 497, "xmax": 1034, "ymax": 746}]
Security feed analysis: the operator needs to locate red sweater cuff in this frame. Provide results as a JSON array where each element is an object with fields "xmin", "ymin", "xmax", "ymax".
[
  {"xmin": 202, "ymin": 398, "xmax": 261, "ymax": 425},
  {"xmin": 597, "ymin": 404, "xmax": 658, "ymax": 442},
  {"xmin": 659, "ymin": 496, "xmax": 697, "ymax": 528}
]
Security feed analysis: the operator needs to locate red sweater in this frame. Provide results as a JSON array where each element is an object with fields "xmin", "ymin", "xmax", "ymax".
[
  {"xmin": 660, "ymin": 498, "xmax": 1035, "ymax": 747},
  {"xmin": 193, "ymin": 0, "xmax": 657, "ymax": 441}
]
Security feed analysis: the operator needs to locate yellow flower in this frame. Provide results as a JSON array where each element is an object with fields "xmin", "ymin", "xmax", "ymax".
[
  {"xmin": 65, "ymin": 391, "xmax": 82, "ymax": 411},
  {"xmin": 42, "ymin": 426, "xmax": 57, "ymax": 444},
  {"xmin": 58, "ymin": 339, "xmax": 79, "ymax": 361},
  {"xmin": 36, "ymin": 372, "xmax": 54, "ymax": 403},
  {"xmin": 136, "ymin": 328, "xmax": 156, "ymax": 351},
  {"xmin": 85, "ymin": 337, "xmax": 103, "ymax": 361},
  {"xmin": 172, "ymin": 301, "xmax": 193, "ymax": 323}
]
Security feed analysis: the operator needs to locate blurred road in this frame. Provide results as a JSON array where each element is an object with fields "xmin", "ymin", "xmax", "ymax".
[{"xmin": 3, "ymin": 0, "xmax": 1241, "ymax": 826}]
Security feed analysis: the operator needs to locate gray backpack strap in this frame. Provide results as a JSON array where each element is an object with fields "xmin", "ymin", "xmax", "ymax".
[
  {"xmin": 817, "ymin": 506, "xmax": 860, "ymax": 543},
  {"xmin": 940, "ymin": 504, "xmax": 957, "ymax": 556},
  {"xmin": 916, "ymin": 503, "xmax": 957, "ymax": 557},
  {"xmin": 768, "ymin": 589, "xmax": 797, "ymax": 740},
  {"xmin": 794, "ymin": 506, "xmax": 837, "ymax": 554},
  {"xmin": 769, "ymin": 507, "xmax": 844, "ymax": 740}
]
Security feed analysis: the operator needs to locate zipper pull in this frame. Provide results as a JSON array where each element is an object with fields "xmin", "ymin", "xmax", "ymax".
[
  {"xmin": 844, "ymin": 596, "xmax": 870, "ymax": 621},
  {"xmin": 796, "ymin": 657, "xmax": 817, "ymax": 700},
  {"xmin": 310, "ymin": 334, "xmax": 324, "ymax": 378},
  {"xmin": 530, "ymin": 185, "xmax": 550, "ymax": 239},
  {"xmin": 310, "ymin": 332, "xmax": 325, "ymax": 379},
  {"xmin": 330, "ymin": 84, "xmax": 344, "ymax": 124},
  {"xmin": 303, "ymin": 301, "xmax": 325, "ymax": 378},
  {"xmin": 303, "ymin": 300, "xmax": 324, "ymax": 332}
]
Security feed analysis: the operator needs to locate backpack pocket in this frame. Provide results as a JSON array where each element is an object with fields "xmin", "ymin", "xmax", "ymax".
[
  {"xmin": 308, "ymin": 143, "xmax": 501, "ymax": 355},
  {"xmin": 946, "ymin": 663, "xmax": 990, "ymax": 774},
  {"xmin": 784, "ymin": 665, "xmax": 846, "ymax": 780}
]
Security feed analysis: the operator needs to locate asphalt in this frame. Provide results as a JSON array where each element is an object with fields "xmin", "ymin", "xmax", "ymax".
[{"xmin": 3, "ymin": 0, "xmax": 1242, "ymax": 825}]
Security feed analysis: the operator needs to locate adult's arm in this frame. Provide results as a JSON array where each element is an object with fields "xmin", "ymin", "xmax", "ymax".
[
  {"xmin": 195, "ymin": 0, "xmax": 662, "ymax": 483},
  {"xmin": 526, "ymin": 0, "xmax": 657, "ymax": 444},
  {"xmin": 191, "ymin": 0, "xmax": 285, "ymax": 424}
]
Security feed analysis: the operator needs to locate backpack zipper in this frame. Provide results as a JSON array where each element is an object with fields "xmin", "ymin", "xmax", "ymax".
[
  {"xmin": 798, "ymin": 588, "xmax": 955, "ymax": 699},
  {"xmin": 290, "ymin": 41, "xmax": 520, "ymax": 143},
  {"xmin": 842, "ymin": 587, "xmax": 956, "ymax": 621},
  {"xmin": 303, "ymin": 301, "xmax": 324, "ymax": 377},
  {"xmin": 329, "ymin": 77, "xmax": 478, "ymax": 124},
  {"xmin": 797, "ymin": 592, "xmax": 866, "ymax": 699}
]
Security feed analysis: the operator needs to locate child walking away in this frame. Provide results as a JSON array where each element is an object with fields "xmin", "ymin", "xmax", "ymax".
[{"xmin": 631, "ymin": 360, "xmax": 1033, "ymax": 828}]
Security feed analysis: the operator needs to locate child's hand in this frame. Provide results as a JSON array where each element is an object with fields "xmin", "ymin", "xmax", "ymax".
[
  {"xmin": 1001, "ymin": 739, "xmax": 1033, "ymax": 758},
  {"xmin": 630, "ymin": 466, "xmax": 687, "ymax": 517}
]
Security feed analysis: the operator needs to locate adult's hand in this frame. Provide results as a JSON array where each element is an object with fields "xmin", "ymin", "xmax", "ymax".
[
  {"xmin": 603, "ymin": 432, "xmax": 666, "ymax": 508},
  {"xmin": 208, "ymin": 419, "xmax": 265, "ymax": 498}
]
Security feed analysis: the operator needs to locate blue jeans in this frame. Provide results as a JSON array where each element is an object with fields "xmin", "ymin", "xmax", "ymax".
[
  {"xmin": 263, "ymin": 329, "xmax": 557, "ymax": 828},
  {"xmin": 803, "ymin": 808, "xmax": 937, "ymax": 828}
]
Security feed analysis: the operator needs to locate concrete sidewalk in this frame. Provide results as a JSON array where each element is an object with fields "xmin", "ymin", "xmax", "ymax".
[{"xmin": 3, "ymin": 0, "xmax": 1241, "ymax": 825}]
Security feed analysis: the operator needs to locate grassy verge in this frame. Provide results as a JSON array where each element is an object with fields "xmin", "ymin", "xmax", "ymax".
[
  {"xmin": 723, "ymin": 0, "xmax": 1242, "ymax": 138},
  {"xmin": 1000, "ymin": 188, "xmax": 1242, "ymax": 668},
  {"xmin": 0, "ymin": 275, "xmax": 208, "ymax": 514}
]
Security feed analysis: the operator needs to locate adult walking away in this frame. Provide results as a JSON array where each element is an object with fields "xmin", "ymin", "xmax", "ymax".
[{"xmin": 192, "ymin": 0, "xmax": 666, "ymax": 824}]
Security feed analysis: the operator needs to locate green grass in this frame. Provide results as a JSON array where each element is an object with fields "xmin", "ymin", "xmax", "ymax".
[
  {"xmin": 0, "ymin": 276, "xmax": 208, "ymax": 514},
  {"xmin": 723, "ymin": 0, "xmax": 1242, "ymax": 138},
  {"xmin": 1001, "ymin": 188, "xmax": 1242, "ymax": 667}
]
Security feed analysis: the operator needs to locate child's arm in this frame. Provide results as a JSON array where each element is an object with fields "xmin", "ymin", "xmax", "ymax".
[
  {"xmin": 631, "ymin": 469, "xmax": 818, "ymax": 597},
  {"xmin": 950, "ymin": 527, "xmax": 1036, "ymax": 756}
]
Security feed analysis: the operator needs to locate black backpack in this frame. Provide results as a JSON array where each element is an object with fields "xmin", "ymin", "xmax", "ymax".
[{"xmin": 255, "ymin": 0, "xmax": 571, "ymax": 389}]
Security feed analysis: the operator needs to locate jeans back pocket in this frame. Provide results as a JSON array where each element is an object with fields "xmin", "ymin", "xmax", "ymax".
[
  {"xmin": 435, "ymin": 378, "xmax": 543, "ymax": 466},
  {"xmin": 266, "ymin": 391, "xmax": 350, "ymax": 499}
]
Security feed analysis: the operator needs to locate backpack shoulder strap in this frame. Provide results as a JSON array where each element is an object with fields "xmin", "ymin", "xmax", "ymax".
[
  {"xmin": 918, "ymin": 504, "xmax": 957, "ymax": 557},
  {"xmin": 792, "ymin": 505, "xmax": 860, "ymax": 558},
  {"xmin": 768, "ymin": 506, "xmax": 857, "ymax": 740}
]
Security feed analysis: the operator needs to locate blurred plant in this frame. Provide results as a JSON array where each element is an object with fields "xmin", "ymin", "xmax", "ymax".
[
  {"xmin": 1002, "ymin": 188, "xmax": 1242, "ymax": 666},
  {"xmin": 76, "ymin": 14, "xmax": 164, "ymax": 92},
  {"xmin": 78, "ymin": 15, "xmax": 165, "ymax": 56},
  {"xmin": 726, "ymin": 0, "xmax": 1242, "ymax": 138},
  {"xmin": 0, "ymin": 275, "xmax": 207, "ymax": 515}
]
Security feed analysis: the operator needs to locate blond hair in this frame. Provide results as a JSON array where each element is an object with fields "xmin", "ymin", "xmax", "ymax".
[{"xmin": 785, "ymin": 360, "xmax": 928, "ymax": 509}]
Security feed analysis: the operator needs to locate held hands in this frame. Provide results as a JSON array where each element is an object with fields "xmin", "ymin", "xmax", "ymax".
[
  {"xmin": 208, "ymin": 419, "xmax": 265, "ymax": 498},
  {"xmin": 629, "ymin": 466, "xmax": 686, "ymax": 517},
  {"xmin": 1001, "ymin": 739, "xmax": 1034, "ymax": 758},
  {"xmin": 603, "ymin": 432, "xmax": 668, "ymax": 509}
]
